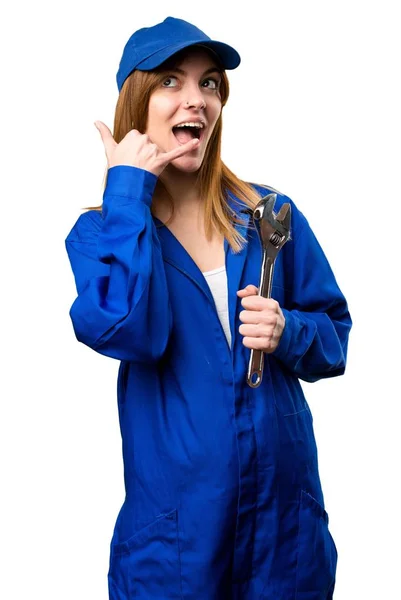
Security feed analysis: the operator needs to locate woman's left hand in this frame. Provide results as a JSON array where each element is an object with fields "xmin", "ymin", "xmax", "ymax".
[{"xmin": 237, "ymin": 285, "xmax": 285, "ymax": 353}]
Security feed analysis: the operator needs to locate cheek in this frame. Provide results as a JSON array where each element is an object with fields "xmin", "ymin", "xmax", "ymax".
[
  {"xmin": 146, "ymin": 97, "xmax": 174, "ymax": 136},
  {"xmin": 208, "ymin": 101, "xmax": 222, "ymax": 133}
]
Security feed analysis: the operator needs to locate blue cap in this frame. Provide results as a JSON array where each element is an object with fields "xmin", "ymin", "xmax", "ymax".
[{"xmin": 116, "ymin": 17, "xmax": 241, "ymax": 92}]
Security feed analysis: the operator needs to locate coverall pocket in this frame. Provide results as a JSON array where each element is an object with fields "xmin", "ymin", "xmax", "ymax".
[
  {"xmin": 295, "ymin": 491, "xmax": 338, "ymax": 599},
  {"xmin": 108, "ymin": 509, "xmax": 182, "ymax": 599},
  {"xmin": 266, "ymin": 361, "xmax": 308, "ymax": 417}
]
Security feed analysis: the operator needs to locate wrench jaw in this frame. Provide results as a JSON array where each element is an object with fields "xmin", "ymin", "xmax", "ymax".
[
  {"xmin": 275, "ymin": 203, "xmax": 291, "ymax": 234},
  {"xmin": 253, "ymin": 194, "xmax": 277, "ymax": 222},
  {"xmin": 253, "ymin": 194, "xmax": 291, "ymax": 260}
]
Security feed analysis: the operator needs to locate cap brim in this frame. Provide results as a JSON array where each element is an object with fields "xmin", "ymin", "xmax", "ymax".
[{"xmin": 135, "ymin": 39, "xmax": 241, "ymax": 71}]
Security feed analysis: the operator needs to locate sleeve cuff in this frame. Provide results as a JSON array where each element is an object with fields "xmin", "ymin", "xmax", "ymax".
[{"xmin": 104, "ymin": 165, "xmax": 158, "ymax": 207}]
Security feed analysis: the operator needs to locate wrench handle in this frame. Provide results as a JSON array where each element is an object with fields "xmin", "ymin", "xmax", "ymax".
[
  {"xmin": 247, "ymin": 254, "xmax": 275, "ymax": 388},
  {"xmin": 247, "ymin": 348, "xmax": 264, "ymax": 388}
]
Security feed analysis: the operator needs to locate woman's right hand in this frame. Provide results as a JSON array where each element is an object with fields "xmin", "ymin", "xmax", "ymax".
[{"xmin": 94, "ymin": 121, "xmax": 200, "ymax": 177}]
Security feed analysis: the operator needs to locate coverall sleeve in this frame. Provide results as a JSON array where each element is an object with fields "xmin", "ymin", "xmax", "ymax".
[
  {"xmin": 65, "ymin": 165, "xmax": 172, "ymax": 362},
  {"xmin": 271, "ymin": 202, "xmax": 352, "ymax": 383}
]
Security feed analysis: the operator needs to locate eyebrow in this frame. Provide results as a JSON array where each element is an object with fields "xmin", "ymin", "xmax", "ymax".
[{"xmin": 170, "ymin": 67, "xmax": 222, "ymax": 77}]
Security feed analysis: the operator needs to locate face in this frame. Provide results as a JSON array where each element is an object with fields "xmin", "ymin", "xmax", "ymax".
[{"xmin": 146, "ymin": 48, "xmax": 223, "ymax": 174}]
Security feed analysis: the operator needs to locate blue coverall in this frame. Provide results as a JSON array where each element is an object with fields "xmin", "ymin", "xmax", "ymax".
[{"xmin": 66, "ymin": 165, "xmax": 352, "ymax": 599}]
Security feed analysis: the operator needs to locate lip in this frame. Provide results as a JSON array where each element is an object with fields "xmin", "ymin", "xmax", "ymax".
[
  {"xmin": 171, "ymin": 123, "xmax": 206, "ymax": 146},
  {"xmin": 172, "ymin": 118, "xmax": 207, "ymax": 129}
]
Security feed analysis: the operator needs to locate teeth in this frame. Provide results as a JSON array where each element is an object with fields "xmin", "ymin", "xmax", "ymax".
[{"xmin": 174, "ymin": 122, "xmax": 204, "ymax": 129}]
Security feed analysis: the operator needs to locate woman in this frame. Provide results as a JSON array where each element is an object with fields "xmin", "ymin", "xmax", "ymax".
[{"xmin": 65, "ymin": 16, "xmax": 352, "ymax": 600}]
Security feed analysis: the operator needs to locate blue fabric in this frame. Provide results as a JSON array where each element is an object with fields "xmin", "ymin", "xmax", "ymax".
[
  {"xmin": 116, "ymin": 17, "xmax": 241, "ymax": 91},
  {"xmin": 65, "ymin": 165, "xmax": 352, "ymax": 599}
]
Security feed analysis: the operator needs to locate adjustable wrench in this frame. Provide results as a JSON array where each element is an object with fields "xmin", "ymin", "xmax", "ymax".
[{"xmin": 246, "ymin": 193, "xmax": 291, "ymax": 388}]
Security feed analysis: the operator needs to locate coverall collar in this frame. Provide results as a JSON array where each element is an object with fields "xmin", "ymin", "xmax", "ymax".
[{"xmin": 154, "ymin": 206, "xmax": 251, "ymax": 352}]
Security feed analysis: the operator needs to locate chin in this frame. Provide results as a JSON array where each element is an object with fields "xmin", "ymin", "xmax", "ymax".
[{"xmin": 170, "ymin": 156, "xmax": 203, "ymax": 174}]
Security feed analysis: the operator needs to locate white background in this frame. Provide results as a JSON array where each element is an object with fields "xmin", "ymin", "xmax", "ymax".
[{"xmin": 1, "ymin": 0, "xmax": 400, "ymax": 598}]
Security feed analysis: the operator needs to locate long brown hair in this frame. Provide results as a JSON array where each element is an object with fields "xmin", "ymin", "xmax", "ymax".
[{"xmin": 88, "ymin": 47, "xmax": 264, "ymax": 252}]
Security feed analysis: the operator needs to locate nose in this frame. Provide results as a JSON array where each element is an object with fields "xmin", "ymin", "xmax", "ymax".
[
  {"xmin": 183, "ymin": 82, "xmax": 206, "ymax": 110},
  {"xmin": 185, "ymin": 98, "xmax": 206, "ymax": 110}
]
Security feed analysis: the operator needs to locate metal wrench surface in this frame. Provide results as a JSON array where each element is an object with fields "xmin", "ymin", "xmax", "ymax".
[{"xmin": 247, "ymin": 193, "xmax": 291, "ymax": 388}]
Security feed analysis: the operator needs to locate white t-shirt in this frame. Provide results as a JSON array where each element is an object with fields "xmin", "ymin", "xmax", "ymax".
[{"xmin": 202, "ymin": 265, "xmax": 232, "ymax": 348}]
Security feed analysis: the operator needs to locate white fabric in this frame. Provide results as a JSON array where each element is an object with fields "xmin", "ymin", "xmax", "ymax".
[{"xmin": 202, "ymin": 265, "xmax": 232, "ymax": 348}]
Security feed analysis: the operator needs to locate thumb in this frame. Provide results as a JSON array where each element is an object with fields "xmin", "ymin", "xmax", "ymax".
[
  {"xmin": 94, "ymin": 120, "xmax": 116, "ymax": 157},
  {"xmin": 237, "ymin": 284, "xmax": 259, "ymax": 297}
]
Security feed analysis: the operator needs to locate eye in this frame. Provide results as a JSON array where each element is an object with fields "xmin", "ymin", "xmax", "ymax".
[
  {"xmin": 162, "ymin": 76, "xmax": 178, "ymax": 88},
  {"xmin": 201, "ymin": 77, "xmax": 220, "ymax": 90}
]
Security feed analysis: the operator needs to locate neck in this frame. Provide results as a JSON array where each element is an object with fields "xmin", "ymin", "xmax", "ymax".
[{"xmin": 154, "ymin": 167, "xmax": 203, "ymax": 222}]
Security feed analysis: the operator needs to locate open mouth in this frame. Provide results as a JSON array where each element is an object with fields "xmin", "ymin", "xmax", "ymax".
[{"xmin": 172, "ymin": 122, "xmax": 204, "ymax": 144}]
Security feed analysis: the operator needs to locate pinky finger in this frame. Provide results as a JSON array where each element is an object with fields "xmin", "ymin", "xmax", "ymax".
[{"xmin": 242, "ymin": 337, "xmax": 266, "ymax": 350}]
